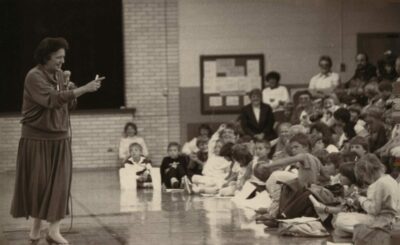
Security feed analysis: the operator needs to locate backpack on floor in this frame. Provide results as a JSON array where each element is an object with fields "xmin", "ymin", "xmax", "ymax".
[
  {"xmin": 277, "ymin": 217, "xmax": 329, "ymax": 237},
  {"xmin": 277, "ymin": 179, "xmax": 316, "ymax": 219}
]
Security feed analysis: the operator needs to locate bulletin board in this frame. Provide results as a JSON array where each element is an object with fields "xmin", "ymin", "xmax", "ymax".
[{"xmin": 200, "ymin": 54, "xmax": 264, "ymax": 114}]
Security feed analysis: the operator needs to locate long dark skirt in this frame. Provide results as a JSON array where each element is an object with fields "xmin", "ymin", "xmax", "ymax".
[{"xmin": 10, "ymin": 137, "xmax": 72, "ymax": 222}]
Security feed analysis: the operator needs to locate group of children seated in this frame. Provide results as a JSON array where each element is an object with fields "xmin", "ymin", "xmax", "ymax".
[{"xmin": 117, "ymin": 110, "xmax": 400, "ymax": 239}]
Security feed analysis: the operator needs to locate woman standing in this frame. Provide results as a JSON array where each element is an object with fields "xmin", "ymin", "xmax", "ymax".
[{"xmin": 10, "ymin": 37, "xmax": 105, "ymax": 244}]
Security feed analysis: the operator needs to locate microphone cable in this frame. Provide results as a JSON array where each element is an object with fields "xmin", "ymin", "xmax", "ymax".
[
  {"xmin": 65, "ymin": 75, "xmax": 74, "ymax": 233},
  {"xmin": 66, "ymin": 118, "xmax": 74, "ymax": 233}
]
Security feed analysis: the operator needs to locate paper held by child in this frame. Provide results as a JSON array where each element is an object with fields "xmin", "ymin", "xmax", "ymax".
[{"xmin": 165, "ymin": 189, "xmax": 185, "ymax": 193}]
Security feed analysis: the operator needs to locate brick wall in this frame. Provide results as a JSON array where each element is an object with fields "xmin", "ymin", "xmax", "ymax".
[
  {"xmin": 0, "ymin": 0, "xmax": 180, "ymax": 171},
  {"xmin": 123, "ymin": 0, "xmax": 180, "ymax": 163}
]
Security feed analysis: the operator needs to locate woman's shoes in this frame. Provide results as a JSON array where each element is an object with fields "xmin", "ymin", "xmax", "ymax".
[
  {"xmin": 29, "ymin": 237, "xmax": 40, "ymax": 244},
  {"xmin": 29, "ymin": 232, "xmax": 41, "ymax": 244},
  {"xmin": 45, "ymin": 234, "xmax": 69, "ymax": 245}
]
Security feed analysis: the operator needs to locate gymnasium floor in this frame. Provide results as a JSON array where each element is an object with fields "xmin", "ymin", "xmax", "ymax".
[{"xmin": 0, "ymin": 169, "xmax": 328, "ymax": 245}]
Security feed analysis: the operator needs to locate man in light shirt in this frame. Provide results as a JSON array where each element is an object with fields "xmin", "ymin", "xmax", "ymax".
[{"xmin": 309, "ymin": 55, "xmax": 340, "ymax": 97}]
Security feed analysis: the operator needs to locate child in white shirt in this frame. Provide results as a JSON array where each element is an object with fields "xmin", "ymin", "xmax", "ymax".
[{"xmin": 123, "ymin": 143, "xmax": 153, "ymax": 188}]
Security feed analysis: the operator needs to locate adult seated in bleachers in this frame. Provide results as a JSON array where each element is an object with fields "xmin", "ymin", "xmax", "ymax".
[
  {"xmin": 361, "ymin": 81, "xmax": 381, "ymax": 114},
  {"xmin": 364, "ymin": 107, "xmax": 389, "ymax": 153},
  {"xmin": 374, "ymin": 80, "xmax": 394, "ymax": 109},
  {"xmin": 262, "ymin": 71, "xmax": 289, "ymax": 112},
  {"xmin": 239, "ymin": 89, "xmax": 276, "ymax": 141},
  {"xmin": 377, "ymin": 50, "xmax": 398, "ymax": 81},
  {"xmin": 321, "ymin": 95, "xmax": 339, "ymax": 127},
  {"xmin": 182, "ymin": 124, "xmax": 212, "ymax": 155},
  {"xmin": 308, "ymin": 55, "xmax": 340, "ymax": 98},
  {"xmin": 118, "ymin": 122, "xmax": 149, "ymax": 164},
  {"xmin": 290, "ymin": 90, "xmax": 313, "ymax": 125},
  {"xmin": 350, "ymin": 53, "xmax": 377, "ymax": 83}
]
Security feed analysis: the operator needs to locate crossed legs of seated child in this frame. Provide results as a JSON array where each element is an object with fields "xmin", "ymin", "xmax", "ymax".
[
  {"xmin": 190, "ymin": 174, "xmax": 223, "ymax": 194},
  {"xmin": 136, "ymin": 169, "xmax": 153, "ymax": 188},
  {"xmin": 163, "ymin": 164, "xmax": 186, "ymax": 189}
]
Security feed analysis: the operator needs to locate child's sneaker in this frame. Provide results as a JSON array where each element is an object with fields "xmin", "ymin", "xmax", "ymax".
[
  {"xmin": 171, "ymin": 181, "xmax": 180, "ymax": 189},
  {"xmin": 144, "ymin": 182, "xmax": 153, "ymax": 188}
]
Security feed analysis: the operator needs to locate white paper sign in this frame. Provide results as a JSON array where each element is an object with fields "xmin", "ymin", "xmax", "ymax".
[
  {"xmin": 204, "ymin": 61, "xmax": 217, "ymax": 78},
  {"xmin": 226, "ymin": 96, "xmax": 239, "ymax": 106},
  {"xmin": 204, "ymin": 78, "xmax": 217, "ymax": 94},
  {"xmin": 209, "ymin": 96, "xmax": 223, "ymax": 107},
  {"xmin": 247, "ymin": 60, "xmax": 260, "ymax": 76}
]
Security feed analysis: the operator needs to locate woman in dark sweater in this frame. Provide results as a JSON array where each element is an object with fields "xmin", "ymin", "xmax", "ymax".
[{"xmin": 10, "ymin": 37, "xmax": 104, "ymax": 244}]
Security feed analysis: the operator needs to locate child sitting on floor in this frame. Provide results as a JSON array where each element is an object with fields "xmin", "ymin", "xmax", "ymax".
[
  {"xmin": 207, "ymin": 123, "xmax": 238, "ymax": 158},
  {"xmin": 188, "ymin": 142, "xmax": 233, "ymax": 195},
  {"xmin": 187, "ymin": 135, "xmax": 209, "ymax": 181},
  {"xmin": 246, "ymin": 139, "xmax": 273, "ymax": 187},
  {"xmin": 333, "ymin": 154, "xmax": 400, "ymax": 237},
  {"xmin": 308, "ymin": 162, "xmax": 361, "ymax": 223},
  {"xmin": 255, "ymin": 133, "xmax": 326, "ymax": 220},
  {"xmin": 160, "ymin": 142, "xmax": 189, "ymax": 189},
  {"xmin": 124, "ymin": 143, "xmax": 153, "ymax": 188},
  {"xmin": 219, "ymin": 144, "xmax": 254, "ymax": 196}
]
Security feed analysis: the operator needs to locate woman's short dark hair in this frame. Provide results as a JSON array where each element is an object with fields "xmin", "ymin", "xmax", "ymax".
[
  {"xmin": 34, "ymin": 37, "xmax": 69, "ymax": 65},
  {"xmin": 124, "ymin": 122, "xmax": 137, "ymax": 136},
  {"xmin": 265, "ymin": 71, "xmax": 281, "ymax": 83},
  {"xmin": 319, "ymin": 55, "xmax": 333, "ymax": 68}
]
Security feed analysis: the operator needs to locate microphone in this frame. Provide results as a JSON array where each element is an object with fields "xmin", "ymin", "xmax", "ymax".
[{"xmin": 63, "ymin": 70, "xmax": 71, "ymax": 88}]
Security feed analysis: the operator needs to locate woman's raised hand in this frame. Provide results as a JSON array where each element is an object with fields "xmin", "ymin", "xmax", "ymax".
[{"xmin": 85, "ymin": 76, "xmax": 106, "ymax": 92}]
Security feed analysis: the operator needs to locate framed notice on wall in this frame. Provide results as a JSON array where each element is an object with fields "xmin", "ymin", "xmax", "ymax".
[{"xmin": 200, "ymin": 54, "xmax": 264, "ymax": 114}]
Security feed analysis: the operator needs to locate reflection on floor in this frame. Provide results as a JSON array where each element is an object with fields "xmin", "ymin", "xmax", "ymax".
[{"xmin": 0, "ymin": 169, "xmax": 327, "ymax": 245}]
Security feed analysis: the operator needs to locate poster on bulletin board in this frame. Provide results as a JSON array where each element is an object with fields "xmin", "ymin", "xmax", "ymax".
[{"xmin": 200, "ymin": 54, "xmax": 264, "ymax": 114}]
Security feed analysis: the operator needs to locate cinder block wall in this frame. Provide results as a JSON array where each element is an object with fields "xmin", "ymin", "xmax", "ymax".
[{"xmin": 0, "ymin": 0, "xmax": 179, "ymax": 171}]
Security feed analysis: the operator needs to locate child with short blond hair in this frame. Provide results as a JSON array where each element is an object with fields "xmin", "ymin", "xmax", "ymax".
[{"xmin": 124, "ymin": 143, "xmax": 153, "ymax": 188}]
